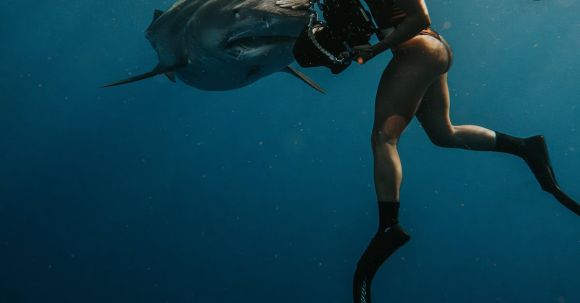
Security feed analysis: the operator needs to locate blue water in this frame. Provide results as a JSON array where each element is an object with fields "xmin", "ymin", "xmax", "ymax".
[{"xmin": 1, "ymin": 0, "xmax": 579, "ymax": 302}]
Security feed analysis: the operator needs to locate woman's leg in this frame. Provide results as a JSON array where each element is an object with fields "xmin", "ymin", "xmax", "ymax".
[
  {"xmin": 371, "ymin": 49, "xmax": 445, "ymax": 201},
  {"xmin": 416, "ymin": 73, "xmax": 498, "ymax": 150},
  {"xmin": 354, "ymin": 37, "xmax": 446, "ymax": 303},
  {"xmin": 416, "ymin": 74, "xmax": 580, "ymax": 215}
]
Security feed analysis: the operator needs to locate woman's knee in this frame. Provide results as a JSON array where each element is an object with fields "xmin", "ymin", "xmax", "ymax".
[
  {"xmin": 426, "ymin": 126, "xmax": 457, "ymax": 148},
  {"xmin": 371, "ymin": 128, "xmax": 400, "ymax": 150},
  {"xmin": 371, "ymin": 115, "xmax": 410, "ymax": 150}
]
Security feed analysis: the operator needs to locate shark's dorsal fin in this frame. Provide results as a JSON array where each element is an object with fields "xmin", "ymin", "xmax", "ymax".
[
  {"xmin": 103, "ymin": 63, "xmax": 185, "ymax": 88},
  {"xmin": 147, "ymin": 9, "xmax": 164, "ymax": 30},
  {"xmin": 283, "ymin": 66, "xmax": 326, "ymax": 94},
  {"xmin": 153, "ymin": 9, "xmax": 164, "ymax": 21}
]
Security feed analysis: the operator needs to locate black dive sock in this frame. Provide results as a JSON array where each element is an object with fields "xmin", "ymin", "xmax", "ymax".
[
  {"xmin": 353, "ymin": 201, "xmax": 410, "ymax": 303},
  {"xmin": 494, "ymin": 131, "xmax": 527, "ymax": 157},
  {"xmin": 377, "ymin": 201, "xmax": 400, "ymax": 232}
]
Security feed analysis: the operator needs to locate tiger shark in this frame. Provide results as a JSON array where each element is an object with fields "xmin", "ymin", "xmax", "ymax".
[{"xmin": 105, "ymin": 0, "xmax": 325, "ymax": 93}]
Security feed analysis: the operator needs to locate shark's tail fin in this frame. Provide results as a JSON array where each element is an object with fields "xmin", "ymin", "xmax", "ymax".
[{"xmin": 103, "ymin": 63, "xmax": 186, "ymax": 88}]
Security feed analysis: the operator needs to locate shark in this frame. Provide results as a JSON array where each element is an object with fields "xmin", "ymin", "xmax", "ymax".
[{"xmin": 105, "ymin": 0, "xmax": 325, "ymax": 93}]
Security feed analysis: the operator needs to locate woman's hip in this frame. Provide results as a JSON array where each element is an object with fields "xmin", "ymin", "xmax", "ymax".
[{"xmin": 391, "ymin": 28, "xmax": 454, "ymax": 74}]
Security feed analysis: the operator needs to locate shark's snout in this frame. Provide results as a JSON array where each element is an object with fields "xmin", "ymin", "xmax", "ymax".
[{"xmin": 219, "ymin": 10, "xmax": 308, "ymax": 59}]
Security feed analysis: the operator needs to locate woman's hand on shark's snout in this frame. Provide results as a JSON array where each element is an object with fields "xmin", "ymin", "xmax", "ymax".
[{"xmin": 275, "ymin": 0, "xmax": 312, "ymax": 10}]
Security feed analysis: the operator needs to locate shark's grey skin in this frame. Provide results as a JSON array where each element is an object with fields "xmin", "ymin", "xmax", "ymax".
[{"xmin": 114, "ymin": 0, "xmax": 315, "ymax": 91}]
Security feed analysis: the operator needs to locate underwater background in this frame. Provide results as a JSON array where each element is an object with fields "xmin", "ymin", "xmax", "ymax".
[{"xmin": 1, "ymin": 0, "xmax": 579, "ymax": 302}]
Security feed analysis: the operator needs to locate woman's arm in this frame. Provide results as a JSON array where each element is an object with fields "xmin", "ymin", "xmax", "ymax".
[
  {"xmin": 353, "ymin": 0, "xmax": 430, "ymax": 62},
  {"xmin": 373, "ymin": 0, "xmax": 430, "ymax": 54}
]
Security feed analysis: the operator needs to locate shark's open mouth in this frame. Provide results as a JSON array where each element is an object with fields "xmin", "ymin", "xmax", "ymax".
[{"xmin": 224, "ymin": 35, "xmax": 297, "ymax": 56}]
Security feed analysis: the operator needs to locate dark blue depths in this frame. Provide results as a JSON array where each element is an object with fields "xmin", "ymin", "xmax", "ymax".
[{"xmin": 0, "ymin": 0, "xmax": 578, "ymax": 302}]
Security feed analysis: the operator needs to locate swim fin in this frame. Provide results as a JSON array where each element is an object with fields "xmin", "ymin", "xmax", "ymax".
[
  {"xmin": 522, "ymin": 135, "xmax": 580, "ymax": 216},
  {"xmin": 552, "ymin": 186, "xmax": 580, "ymax": 216},
  {"xmin": 353, "ymin": 224, "xmax": 410, "ymax": 303}
]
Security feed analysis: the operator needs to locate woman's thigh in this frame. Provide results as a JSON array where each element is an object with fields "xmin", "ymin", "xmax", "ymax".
[
  {"xmin": 373, "ymin": 47, "xmax": 443, "ymax": 137},
  {"xmin": 415, "ymin": 74, "xmax": 454, "ymax": 138}
]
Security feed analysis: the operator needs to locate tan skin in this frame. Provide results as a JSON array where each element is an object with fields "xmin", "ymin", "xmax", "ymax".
[{"xmin": 352, "ymin": 0, "xmax": 497, "ymax": 201}]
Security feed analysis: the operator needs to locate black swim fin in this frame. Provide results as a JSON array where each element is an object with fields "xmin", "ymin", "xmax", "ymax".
[
  {"xmin": 552, "ymin": 186, "xmax": 580, "ymax": 216},
  {"xmin": 353, "ymin": 224, "xmax": 411, "ymax": 303},
  {"xmin": 522, "ymin": 135, "xmax": 580, "ymax": 216}
]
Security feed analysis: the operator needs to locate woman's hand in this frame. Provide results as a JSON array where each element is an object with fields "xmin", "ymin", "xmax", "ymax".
[{"xmin": 352, "ymin": 44, "xmax": 376, "ymax": 64}]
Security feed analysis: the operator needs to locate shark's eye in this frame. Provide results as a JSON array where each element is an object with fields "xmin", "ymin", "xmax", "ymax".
[{"xmin": 233, "ymin": 9, "xmax": 241, "ymax": 20}]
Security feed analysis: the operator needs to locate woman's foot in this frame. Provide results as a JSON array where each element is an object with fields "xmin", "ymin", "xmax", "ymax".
[
  {"xmin": 353, "ymin": 224, "xmax": 411, "ymax": 303},
  {"xmin": 521, "ymin": 135, "xmax": 559, "ymax": 192},
  {"xmin": 495, "ymin": 132, "xmax": 579, "ymax": 216}
]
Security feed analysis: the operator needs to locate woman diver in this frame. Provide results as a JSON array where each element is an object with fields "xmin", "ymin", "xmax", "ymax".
[{"xmin": 287, "ymin": 0, "xmax": 579, "ymax": 302}]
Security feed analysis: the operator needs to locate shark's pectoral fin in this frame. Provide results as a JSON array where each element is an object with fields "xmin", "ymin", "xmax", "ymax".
[
  {"xmin": 283, "ymin": 66, "xmax": 326, "ymax": 94},
  {"xmin": 103, "ymin": 63, "xmax": 185, "ymax": 88},
  {"xmin": 165, "ymin": 72, "xmax": 176, "ymax": 83}
]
